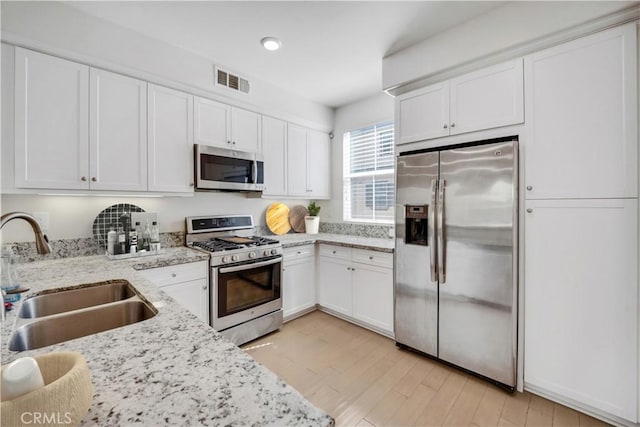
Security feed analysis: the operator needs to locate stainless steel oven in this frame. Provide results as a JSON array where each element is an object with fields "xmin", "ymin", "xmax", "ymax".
[
  {"xmin": 212, "ymin": 256, "xmax": 282, "ymax": 331},
  {"xmin": 185, "ymin": 214, "xmax": 284, "ymax": 345},
  {"xmin": 195, "ymin": 144, "xmax": 265, "ymax": 192}
]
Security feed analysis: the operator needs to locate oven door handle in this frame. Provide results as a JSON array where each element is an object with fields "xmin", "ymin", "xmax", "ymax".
[{"xmin": 218, "ymin": 257, "xmax": 282, "ymax": 274}]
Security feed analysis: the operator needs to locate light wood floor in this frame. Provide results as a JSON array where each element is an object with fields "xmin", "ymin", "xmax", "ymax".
[{"xmin": 242, "ymin": 310, "xmax": 608, "ymax": 427}]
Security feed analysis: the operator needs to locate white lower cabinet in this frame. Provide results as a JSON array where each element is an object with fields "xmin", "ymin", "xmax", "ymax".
[
  {"xmin": 282, "ymin": 245, "xmax": 316, "ymax": 320},
  {"xmin": 524, "ymin": 199, "xmax": 638, "ymax": 422},
  {"xmin": 139, "ymin": 261, "xmax": 209, "ymax": 324},
  {"xmin": 317, "ymin": 244, "xmax": 394, "ymax": 336}
]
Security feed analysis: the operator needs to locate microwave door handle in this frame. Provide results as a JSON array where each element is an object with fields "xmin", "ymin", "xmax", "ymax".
[
  {"xmin": 252, "ymin": 161, "xmax": 258, "ymax": 184},
  {"xmin": 219, "ymin": 257, "xmax": 281, "ymax": 274}
]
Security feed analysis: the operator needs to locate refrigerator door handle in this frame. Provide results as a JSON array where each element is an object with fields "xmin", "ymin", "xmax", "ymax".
[
  {"xmin": 437, "ymin": 179, "xmax": 446, "ymax": 284},
  {"xmin": 429, "ymin": 179, "xmax": 438, "ymax": 282}
]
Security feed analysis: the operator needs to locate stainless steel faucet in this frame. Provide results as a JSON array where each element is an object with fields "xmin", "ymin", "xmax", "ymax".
[
  {"xmin": 1, "ymin": 212, "xmax": 52, "ymax": 255},
  {"xmin": 0, "ymin": 212, "xmax": 52, "ymax": 320}
]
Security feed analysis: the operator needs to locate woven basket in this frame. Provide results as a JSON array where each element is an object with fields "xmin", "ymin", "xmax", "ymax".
[{"xmin": 1, "ymin": 352, "xmax": 92, "ymax": 427}]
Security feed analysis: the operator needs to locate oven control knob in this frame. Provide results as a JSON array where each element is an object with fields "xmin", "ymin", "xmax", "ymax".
[
  {"xmin": 231, "ymin": 255, "xmax": 240, "ymax": 262},
  {"xmin": 222, "ymin": 256, "xmax": 231, "ymax": 263},
  {"xmin": 248, "ymin": 251, "xmax": 257, "ymax": 259},
  {"xmin": 270, "ymin": 249, "xmax": 278, "ymax": 255},
  {"xmin": 263, "ymin": 250, "xmax": 271, "ymax": 256}
]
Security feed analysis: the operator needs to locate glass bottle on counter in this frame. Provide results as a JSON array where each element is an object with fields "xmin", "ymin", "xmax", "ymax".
[
  {"xmin": 141, "ymin": 220, "xmax": 151, "ymax": 251},
  {"xmin": 150, "ymin": 221, "xmax": 160, "ymax": 252}
]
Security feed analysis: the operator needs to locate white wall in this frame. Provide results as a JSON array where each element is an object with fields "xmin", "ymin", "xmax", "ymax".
[
  {"xmin": 0, "ymin": 1, "xmax": 333, "ymax": 131},
  {"xmin": 383, "ymin": 1, "xmax": 638, "ymax": 90},
  {"xmin": 319, "ymin": 92, "xmax": 394, "ymax": 223},
  {"xmin": 0, "ymin": 193, "xmax": 309, "ymax": 243}
]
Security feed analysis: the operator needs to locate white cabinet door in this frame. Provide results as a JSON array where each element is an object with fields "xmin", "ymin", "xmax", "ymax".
[
  {"xmin": 449, "ymin": 59, "xmax": 523, "ymax": 136},
  {"xmin": 524, "ymin": 198, "xmax": 638, "ymax": 421},
  {"xmin": 524, "ymin": 23, "xmax": 637, "ymax": 199},
  {"xmin": 307, "ymin": 129, "xmax": 330, "ymax": 199},
  {"xmin": 352, "ymin": 262, "xmax": 393, "ymax": 334},
  {"xmin": 14, "ymin": 47, "xmax": 90, "ymax": 189},
  {"xmin": 160, "ymin": 278, "xmax": 209, "ymax": 324},
  {"xmin": 148, "ymin": 84, "xmax": 194, "ymax": 192},
  {"xmin": 283, "ymin": 255, "xmax": 315, "ymax": 319},
  {"xmin": 261, "ymin": 116, "xmax": 287, "ymax": 196},
  {"xmin": 89, "ymin": 69, "xmax": 147, "ymax": 191},
  {"xmin": 396, "ymin": 82, "xmax": 449, "ymax": 144},
  {"xmin": 2, "ymin": 44, "xmax": 16, "ymax": 192},
  {"xmin": 287, "ymin": 123, "xmax": 308, "ymax": 196},
  {"xmin": 194, "ymin": 96, "xmax": 230, "ymax": 149},
  {"xmin": 317, "ymin": 256, "xmax": 352, "ymax": 317},
  {"xmin": 231, "ymin": 107, "xmax": 260, "ymax": 153}
]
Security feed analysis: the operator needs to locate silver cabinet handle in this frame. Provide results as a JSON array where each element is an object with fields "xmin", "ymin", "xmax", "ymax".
[
  {"xmin": 369, "ymin": 256, "xmax": 373, "ymax": 260},
  {"xmin": 202, "ymin": 285, "xmax": 207, "ymax": 290},
  {"xmin": 91, "ymin": 177, "xmax": 97, "ymax": 182},
  {"xmin": 450, "ymin": 123, "xmax": 456, "ymax": 128},
  {"xmin": 227, "ymin": 140, "xmax": 231, "ymax": 144},
  {"xmin": 190, "ymin": 182, "xmax": 194, "ymax": 187},
  {"xmin": 527, "ymin": 208, "xmax": 533, "ymax": 213},
  {"xmin": 232, "ymin": 141, "xmax": 236, "ymax": 145},
  {"xmin": 437, "ymin": 179, "xmax": 446, "ymax": 284},
  {"xmin": 347, "ymin": 267, "xmax": 350, "ymax": 271},
  {"xmin": 429, "ymin": 179, "xmax": 438, "ymax": 282},
  {"xmin": 81, "ymin": 176, "xmax": 87, "ymax": 181},
  {"xmin": 526, "ymin": 186, "xmax": 532, "ymax": 191},
  {"xmin": 332, "ymin": 250, "xmax": 336, "ymax": 254},
  {"xmin": 352, "ymin": 268, "xmax": 356, "ymax": 271},
  {"xmin": 443, "ymin": 124, "xmax": 448, "ymax": 129},
  {"xmin": 171, "ymin": 273, "xmax": 177, "ymax": 278}
]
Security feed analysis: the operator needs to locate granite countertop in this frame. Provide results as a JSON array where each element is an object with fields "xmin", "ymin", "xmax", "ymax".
[
  {"xmin": 266, "ymin": 232, "xmax": 395, "ymax": 253},
  {"xmin": 1, "ymin": 247, "xmax": 333, "ymax": 426}
]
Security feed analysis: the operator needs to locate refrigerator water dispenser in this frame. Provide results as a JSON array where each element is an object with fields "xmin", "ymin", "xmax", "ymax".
[{"xmin": 405, "ymin": 205, "xmax": 428, "ymax": 245}]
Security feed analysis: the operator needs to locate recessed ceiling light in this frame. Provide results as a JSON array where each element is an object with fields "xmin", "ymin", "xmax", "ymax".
[{"xmin": 261, "ymin": 37, "xmax": 282, "ymax": 51}]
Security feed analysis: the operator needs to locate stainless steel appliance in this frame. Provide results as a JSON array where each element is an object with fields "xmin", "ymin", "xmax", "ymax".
[
  {"xmin": 195, "ymin": 144, "xmax": 265, "ymax": 192},
  {"xmin": 395, "ymin": 137, "xmax": 518, "ymax": 390},
  {"xmin": 186, "ymin": 215, "xmax": 282, "ymax": 345}
]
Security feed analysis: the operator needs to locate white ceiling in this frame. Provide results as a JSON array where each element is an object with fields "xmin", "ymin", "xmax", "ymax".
[{"xmin": 65, "ymin": 1, "xmax": 506, "ymax": 108}]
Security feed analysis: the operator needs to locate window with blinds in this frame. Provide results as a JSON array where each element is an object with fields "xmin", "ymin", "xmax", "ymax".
[{"xmin": 343, "ymin": 121, "xmax": 395, "ymax": 223}]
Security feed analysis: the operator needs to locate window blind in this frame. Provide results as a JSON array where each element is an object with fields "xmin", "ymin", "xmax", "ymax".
[{"xmin": 343, "ymin": 121, "xmax": 395, "ymax": 223}]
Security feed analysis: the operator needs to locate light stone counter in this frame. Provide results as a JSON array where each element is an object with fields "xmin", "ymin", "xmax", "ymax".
[
  {"xmin": 1, "ymin": 247, "xmax": 333, "ymax": 426},
  {"xmin": 266, "ymin": 233, "xmax": 395, "ymax": 253}
]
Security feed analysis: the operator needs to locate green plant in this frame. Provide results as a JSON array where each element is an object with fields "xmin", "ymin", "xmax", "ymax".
[{"xmin": 307, "ymin": 201, "xmax": 321, "ymax": 217}]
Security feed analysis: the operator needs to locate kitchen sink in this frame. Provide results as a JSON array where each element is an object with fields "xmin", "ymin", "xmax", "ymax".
[
  {"xmin": 9, "ymin": 300, "xmax": 157, "ymax": 351},
  {"xmin": 19, "ymin": 280, "xmax": 138, "ymax": 318}
]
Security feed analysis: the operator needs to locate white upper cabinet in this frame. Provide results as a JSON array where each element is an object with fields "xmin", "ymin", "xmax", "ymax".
[
  {"xmin": 524, "ymin": 23, "xmax": 637, "ymax": 199},
  {"xmin": 286, "ymin": 123, "xmax": 308, "ymax": 197},
  {"xmin": 89, "ymin": 69, "xmax": 147, "ymax": 191},
  {"xmin": 194, "ymin": 97, "xmax": 229, "ymax": 148},
  {"xmin": 449, "ymin": 59, "xmax": 523, "ymax": 135},
  {"xmin": 148, "ymin": 84, "xmax": 194, "ymax": 193},
  {"xmin": 194, "ymin": 96, "xmax": 259, "ymax": 153},
  {"xmin": 261, "ymin": 116, "xmax": 287, "ymax": 196},
  {"xmin": 396, "ymin": 82, "xmax": 449, "ymax": 144},
  {"xmin": 306, "ymin": 129, "xmax": 330, "ymax": 199},
  {"xmin": 14, "ymin": 47, "xmax": 90, "ymax": 189},
  {"xmin": 396, "ymin": 59, "xmax": 524, "ymax": 145},
  {"xmin": 286, "ymin": 124, "xmax": 331, "ymax": 199},
  {"xmin": 231, "ymin": 107, "xmax": 260, "ymax": 153},
  {"xmin": 524, "ymin": 198, "xmax": 638, "ymax": 421}
]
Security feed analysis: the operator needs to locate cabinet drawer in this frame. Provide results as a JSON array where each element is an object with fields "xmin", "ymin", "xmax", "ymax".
[
  {"xmin": 139, "ymin": 261, "xmax": 208, "ymax": 287},
  {"xmin": 352, "ymin": 249, "xmax": 393, "ymax": 268},
  {"xmin": 284, "ymin": 245, "xmax": 315, "ymax": 262},
  {"xmin": 318, "ymin": 244, "xmax": 351, "ymax": 260}
]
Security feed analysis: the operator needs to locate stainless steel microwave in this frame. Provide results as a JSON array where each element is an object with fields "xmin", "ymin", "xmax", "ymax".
[{"xmin": 195, "ymin": 144, "xmax": 265, "ymax": 192}]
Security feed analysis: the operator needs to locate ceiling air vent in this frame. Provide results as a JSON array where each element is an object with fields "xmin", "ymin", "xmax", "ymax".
[{"xmin": 215, "ymin": 66, "xmax": 250, "ymax": 94}]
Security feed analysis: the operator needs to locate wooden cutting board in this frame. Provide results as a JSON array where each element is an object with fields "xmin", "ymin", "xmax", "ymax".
[
  {"xmin": 289, "ymin": 205, "xmax": 309, "ymax": 233},
  {"xmin": 266, "ymin": 202, "xmax": 291, "ymax": 235}
]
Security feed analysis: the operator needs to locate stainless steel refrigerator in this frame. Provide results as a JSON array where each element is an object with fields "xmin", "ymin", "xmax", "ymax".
[{"xmin": 394, "ymin": 137, "xmax": 518, "ymax": 390}]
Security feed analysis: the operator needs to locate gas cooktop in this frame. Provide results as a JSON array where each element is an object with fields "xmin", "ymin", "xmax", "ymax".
[{"xmin": 192, "ymin": 236, "xmax": 280, "ymax": 253}]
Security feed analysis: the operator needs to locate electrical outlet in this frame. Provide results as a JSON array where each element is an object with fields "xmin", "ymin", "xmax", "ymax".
[{"xmin": 32, "ymin": 212, "xmax": 49, "ymax": 233}]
